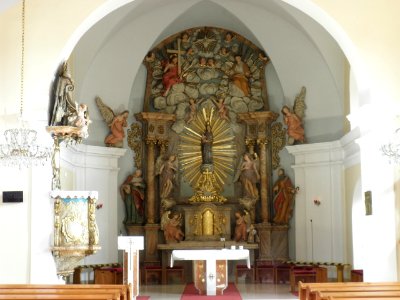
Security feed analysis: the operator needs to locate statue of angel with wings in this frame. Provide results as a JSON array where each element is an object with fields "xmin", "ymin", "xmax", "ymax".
[
  {"xmin": 281, "ymin": 87, "xmax": 306, "ymax": 145},
  {"xmin": 234, "ymin": 152, "xmax": 260, "ymax": 199},
  {"xmin": 156, "ymin": 154, "xmax": 179, "ymax": 199},
  {"xmin": 95, "ymin": 96, "xmax": 129, "ymax": 148}
]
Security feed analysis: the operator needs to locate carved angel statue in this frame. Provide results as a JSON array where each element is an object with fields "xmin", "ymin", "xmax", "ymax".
[
  {"xmin": 281, "ymin": 86, "xmax": 306, "ymax": 145},
  {"xmin": 234, "ymin": 152, "xmax": 260, "ymax": 199},
  {"xmin": 239, "ymin": 196, "xmax": 257, "ymax": 223},
  {"xmin": 95, "ymin": 96, "xmax": 129, "ymax": 148},
  {"xmin": 156, "ymin": 154, "xmax": 179, "ymax": 199},
  {"xmin": 160, "ymin": 210, "xmax": 184, "ymax": 243}
]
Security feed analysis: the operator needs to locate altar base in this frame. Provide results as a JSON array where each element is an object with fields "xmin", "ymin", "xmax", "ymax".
[{"xmin": 255, "ymin": 223, "xmax": 289, "ymax": 261}]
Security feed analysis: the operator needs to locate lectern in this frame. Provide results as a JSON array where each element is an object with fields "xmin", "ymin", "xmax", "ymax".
[{"xmin": 118, "ymin": 236, "xmax": 144, "ymax": 300}]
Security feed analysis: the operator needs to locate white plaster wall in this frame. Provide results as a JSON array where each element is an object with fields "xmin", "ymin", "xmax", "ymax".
[
  {"xmin": 0, "ymin": 167, "xmax": 30, "ymax": 283},
  {"xmin": 355, "ymin": 130, "xmax": 398, "ymax": 281},
  {"xmin": 60, "ymin": 144, "xmax": 126, "ymax": 265},
  {"xmin": 287, "ymin": 142, "xmax": 346, "ymax": 263}
]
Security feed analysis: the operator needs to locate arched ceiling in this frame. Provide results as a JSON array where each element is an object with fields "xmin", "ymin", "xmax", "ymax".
[{"xmin": 72, "ymin": 0, "xmax": 346, "ymax": 144}]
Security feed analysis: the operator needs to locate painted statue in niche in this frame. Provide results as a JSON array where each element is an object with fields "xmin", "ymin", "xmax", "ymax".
[
  {"xmin": 281, "ymin": 86, "xmax": 306, "ymax": 145},
  {"xmin": 95, "ymin": 96, "xmax": 129, "ymax": 147},
  {"xmin": 120, "ymin": 169, "xmax": 146, "ymax": 225},
  {"xmin": 272, "ymin": 168, "xmax": 298, "ymax": 224},
  {"xmin": 143, "ymin": 27, "xmax": 270, "ymax": 134}
]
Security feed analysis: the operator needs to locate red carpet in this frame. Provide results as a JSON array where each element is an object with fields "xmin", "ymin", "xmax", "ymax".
[{"xmin": 180, "ymin": 283, "xmax": 242, "ymax": 300}]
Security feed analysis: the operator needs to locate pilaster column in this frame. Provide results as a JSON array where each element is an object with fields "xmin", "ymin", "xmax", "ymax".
[
  {"xmin": 145, "ymin": 137, "xmax": 157, "ymax": 224},
  {"xmin": 237, "ymin": 111, "xmax": 278, "ymax": 224},
  {"xmin": 257, "ymin": 138, "xmax": 268, "ymax": 223}
]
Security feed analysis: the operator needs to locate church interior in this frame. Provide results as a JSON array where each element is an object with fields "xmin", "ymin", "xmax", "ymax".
[{"xmin": 1, "ymin": 0, "xmax": 400, "ymax": 299}]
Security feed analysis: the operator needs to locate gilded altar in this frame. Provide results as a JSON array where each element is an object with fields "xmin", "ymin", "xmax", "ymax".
[
  {"xmin": 125, "ymin": 27, "xmax": 302, "ymax": 268},
  {"xmin": 183, "ymin": 203, "xmax": 231, "ymax": 241}
]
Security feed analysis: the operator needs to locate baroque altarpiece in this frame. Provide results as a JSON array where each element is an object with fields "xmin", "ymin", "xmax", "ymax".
[{"xmin": 125, "ymin": 27, "xmax": 296, "ymax": 264}]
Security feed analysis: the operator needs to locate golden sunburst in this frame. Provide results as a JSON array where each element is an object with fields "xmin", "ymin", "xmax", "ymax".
[{"xmin": 179, "ymin": 107, "xmax": 236, "ymax": 190}]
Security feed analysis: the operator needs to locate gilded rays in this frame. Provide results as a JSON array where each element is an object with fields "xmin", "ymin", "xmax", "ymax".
[{"xmin": 179, "ymin": 107, "xmax": 236, "ymax": 190}]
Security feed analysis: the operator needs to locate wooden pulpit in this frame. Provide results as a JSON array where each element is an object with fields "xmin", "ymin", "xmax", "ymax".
[{"xmin": 118, "ymin": 236, "xmax": 144, "ymax": 300}]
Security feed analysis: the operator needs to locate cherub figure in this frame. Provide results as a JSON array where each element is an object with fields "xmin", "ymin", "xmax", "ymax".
[
  {"xmin": 212, "ymin": 96, "xmax": 229, "ymax": 121},
  {"xmin": 161, "ymin": 210, "xmax": 184, "ymax": 243},
  {"xmin": 281, "ymin": 87, "xmax": 306, "ymax": 145},
  {"xmin": 186, "ymin": 98, "xmax": 197, "ymax": 124},
  {"xmin": 73, "ymin": 103, "xmax": 91, "ymax": 139},
  {"xmin": 95, "ymin": 96, "xmax": 129, "ymax": 148}
]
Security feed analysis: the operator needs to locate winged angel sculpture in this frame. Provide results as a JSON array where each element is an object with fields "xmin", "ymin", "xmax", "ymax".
[
  {"xmin": 95, "ymin": 96, "xmax": 129, "ymax": 148},
  {"xmin": 281, "ymin": 87, "xmax": 306, "ymax": 145},
  {"xmin": 234, "ymin": 152, "xmax": 260, "ymax": 200}
]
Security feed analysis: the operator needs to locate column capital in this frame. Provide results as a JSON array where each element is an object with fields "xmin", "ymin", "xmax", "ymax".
[
  {"xmin": 145, "ymin": 137, "xmax": 158, "ymax": 145},
  {"xmin": 257, "ymin": 137, "xmax": 268, "ymax": 145}
]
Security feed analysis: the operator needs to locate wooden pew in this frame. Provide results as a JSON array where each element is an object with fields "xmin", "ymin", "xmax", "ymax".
[
  {"xmin": 0, "ymin": 289, "xmax": 120, "ymax": 300},
  {"xmin": 299, "ymin": 281, "xmax": 400, "ymax": 300},
  {"xmin": 0, "ymin": 295, "xmax": 116, "ymax": 300},
  {"xmin": 0, "ymin": 284, "xmax": 129, "ymax": 300},
  {"xmin": 327, "ymin": 297, "xmax": 400, "ymax": 300},
  {"xmin": 317, "ymin": 290, "xmax": 400, "ymax": 300}
]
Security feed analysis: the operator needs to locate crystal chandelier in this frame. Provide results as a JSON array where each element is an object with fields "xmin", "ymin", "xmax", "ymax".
[
  {"xmin": 0, "ymin": 0, "xmax": 51, "ymax": 168},
  {"xmin": 381, "ymin": 128, "xmax": 400, "ymax": 164}
]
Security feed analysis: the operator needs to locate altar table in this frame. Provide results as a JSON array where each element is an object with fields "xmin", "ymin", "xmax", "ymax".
[{"xmin": 170, "ymin": 249, "xmax": 250, "ymax": 295}]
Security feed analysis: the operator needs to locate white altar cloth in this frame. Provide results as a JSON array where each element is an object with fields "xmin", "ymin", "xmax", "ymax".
[{"xmin": 170, "ymin": 249, "xmax": 250, "ymax": 295}]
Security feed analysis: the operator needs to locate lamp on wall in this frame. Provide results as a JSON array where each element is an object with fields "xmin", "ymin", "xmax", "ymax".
[
  {"xmin": 0, "ymin": 0, "xmax": 51, "ymax": 168},
  {"xmin": 381, "ymin": 128, "xmax": 400, "ymax": 164}
]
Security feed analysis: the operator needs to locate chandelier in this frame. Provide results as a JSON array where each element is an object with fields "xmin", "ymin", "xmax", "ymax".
[
  {"xmin": 0, "ymin": 0, "xmax": 51, "ymax": 168},
  {"xmin": 381, "ymin": 128, "xmax": 400, "ymax": 164}
]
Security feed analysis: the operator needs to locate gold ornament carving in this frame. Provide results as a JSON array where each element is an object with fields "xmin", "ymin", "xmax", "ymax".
[
  {"xmin": 148, "ymin": 124, "xmax": 155, "ymax": 133},
  {"xmin": 157, "ymin": 125, "xmax": 164, "ymax": 135},
  {"xmin": 271, "ymin": 122, "xmax": 286, "ymax": 169},
  {"xmin": 128, "ymin": 123, "xmax": 143, "ymax": 169},
  {"xmin": 145, "ymin": 137, "xmax": 157, "ymax": 145},
  {"xmin": 190, "ymin": 206, "xmax": 227, "ymax": 236},
  {"xmin": 257, "ymin": 137, "xmax": 268, "ymax": 145}
]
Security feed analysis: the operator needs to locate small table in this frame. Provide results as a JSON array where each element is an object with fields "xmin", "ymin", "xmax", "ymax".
[{"xmin": 170, "ymin": 249, "xmax": 250, "ymax": 296}]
